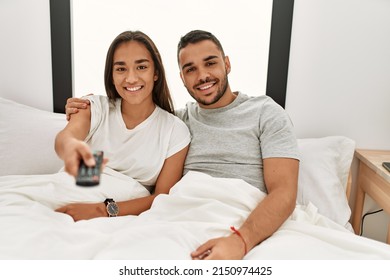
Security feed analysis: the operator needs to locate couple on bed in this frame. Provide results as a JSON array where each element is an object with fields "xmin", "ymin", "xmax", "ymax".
[{"xmin": 58, "ymin": 29, "xmax": 300, "ymax": 260}]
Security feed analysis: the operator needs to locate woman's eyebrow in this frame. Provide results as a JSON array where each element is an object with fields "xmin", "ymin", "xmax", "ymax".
[
  {"xmin": 113, "ymin": 61, "xmax": 125, "ymax": 66},
  {"xmin": 134, "ymin": 58, "xmax": 150, "ymax": 64},
  {"xmin": 113, "ymin": 59, "xmax": 150, "ymax": 66}
]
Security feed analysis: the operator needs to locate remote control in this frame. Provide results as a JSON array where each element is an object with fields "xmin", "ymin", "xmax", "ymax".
[
  {"xmin": 76, "ymin": 151, "xmax": 104, "ymax": 187},
  {"xmin": 383, "ymin": 162, "xmax": 390, "ymax": 173}
]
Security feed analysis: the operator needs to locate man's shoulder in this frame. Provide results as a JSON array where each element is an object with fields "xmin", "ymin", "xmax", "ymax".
[
  {"xmin": 239, "ymin": 93, "xmax": 274, "ymax": 104},
  {"xmin": 174, "ymin": 101, "xmax": 197, "ymax": 121},
  {"xmin": 237, "ymin": 93, "xmax": 280, "ymax": 111}
]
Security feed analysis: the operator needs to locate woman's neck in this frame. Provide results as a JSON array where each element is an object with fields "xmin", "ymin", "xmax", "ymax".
[{"xmin": 120, "ymin": 99, "xmax": 156, "ymax": 129}]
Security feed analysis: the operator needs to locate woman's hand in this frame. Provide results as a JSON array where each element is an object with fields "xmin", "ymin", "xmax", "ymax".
[
  {"xmin": 62, "ymin": 139, "xmax": 95, "ymax": 177},
  {"xmin": 56, "ymin": 202, "xmax": 107, "ymax": 221}
]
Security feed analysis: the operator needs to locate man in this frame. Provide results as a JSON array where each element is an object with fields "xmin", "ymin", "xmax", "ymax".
[{"xmin": 65, "ymin": 30, "xmax": 300, "ymax": 260}]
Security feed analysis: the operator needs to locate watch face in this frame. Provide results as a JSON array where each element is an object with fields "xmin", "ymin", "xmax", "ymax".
[{"xmin": 107, "ymin": 202, "xmax": 119, "ymax": 216}]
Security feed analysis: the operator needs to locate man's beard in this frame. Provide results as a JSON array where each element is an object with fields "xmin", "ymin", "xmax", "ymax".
[{"xmin": 186, "ymin": 75, "xmax": 229, "ymax": 106}]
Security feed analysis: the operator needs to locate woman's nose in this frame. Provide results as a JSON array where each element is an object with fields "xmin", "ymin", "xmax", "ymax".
[{"xmin": 125, "ymin": 70, "xmax": 138, "ymax": 83}]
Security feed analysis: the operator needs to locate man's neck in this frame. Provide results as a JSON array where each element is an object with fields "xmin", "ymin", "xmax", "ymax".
[{"xmin": 199, "ymin": 89, "xmax": 238, "ymax": 110}]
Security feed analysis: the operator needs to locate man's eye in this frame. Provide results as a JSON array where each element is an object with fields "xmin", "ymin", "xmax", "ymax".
[
  {"xmin": 206, "ymin": 61, "xmax": 216, "ymax": 66},
  {"xmin": 186, "ymin": 67, "xmax": 195, "ymax": 73}
]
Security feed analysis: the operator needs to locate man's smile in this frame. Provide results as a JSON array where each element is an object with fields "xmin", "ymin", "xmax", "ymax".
[{"xmin": 196, "ymin": 80, "xmax": 217, "ymax": 91}]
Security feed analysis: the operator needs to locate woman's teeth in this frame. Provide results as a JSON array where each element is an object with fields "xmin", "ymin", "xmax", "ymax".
[{"xmin": 126, "ymin": 86, "xmax": 142, "ymax": 92}]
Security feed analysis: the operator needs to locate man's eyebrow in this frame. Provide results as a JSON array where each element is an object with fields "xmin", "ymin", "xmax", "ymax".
[
  {"xmin": 204, "ymin": 55, "xmax": 218, "ymax": 61},
  {"xmin": 181, "ymin": 62, "xmax": 193, "ymax": 71},
  {"xmin": 181, "ymin": 55, "xmax": 219, "ymax": 70}
]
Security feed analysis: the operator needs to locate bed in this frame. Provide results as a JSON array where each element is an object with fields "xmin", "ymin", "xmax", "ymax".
[{"xmin": 1, "ymin": 96, "xmax": 390, "ymax": 260}]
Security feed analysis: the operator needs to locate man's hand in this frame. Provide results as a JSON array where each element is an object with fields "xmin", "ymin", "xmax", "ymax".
[
  {"xmin": 65, "ymin": 97, "xmax": 91, "ymax": 121},
  {"xmin": 191, "ymin": 233, "xmax": 246, "ymax": 260},
  {"xmin": 191, "ymin": 158, "xmax": 298, "ymax": 260}
]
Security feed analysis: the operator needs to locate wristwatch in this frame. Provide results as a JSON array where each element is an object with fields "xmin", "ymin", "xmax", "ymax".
[{"xmin": 104, "ymin": 198, "xmax": 119, "ymax": 217}]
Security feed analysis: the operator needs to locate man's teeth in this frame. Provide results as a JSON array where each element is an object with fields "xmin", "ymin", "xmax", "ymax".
[
  {"xmin": 126, "ymin": 86, "xmax": 142, "ymax": 92},
  {"xmin": 198, "ymin": 83, "xmax": 214, "ymax": 90}
]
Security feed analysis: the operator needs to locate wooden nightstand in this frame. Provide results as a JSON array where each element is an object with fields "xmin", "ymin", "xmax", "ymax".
[{"xmin": 352, "ymin": 149, "xmax": 390, "ymax": 244}]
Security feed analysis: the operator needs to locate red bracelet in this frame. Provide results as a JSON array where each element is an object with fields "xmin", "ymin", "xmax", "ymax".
[{"xmin": 230, "ymin": 226, "xmax": 248, "ymax": 255}]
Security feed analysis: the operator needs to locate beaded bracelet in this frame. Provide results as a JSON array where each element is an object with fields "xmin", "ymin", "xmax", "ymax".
[{"xmin": 230, "ymin": 226, "xmax": 248, "ymax": 255}]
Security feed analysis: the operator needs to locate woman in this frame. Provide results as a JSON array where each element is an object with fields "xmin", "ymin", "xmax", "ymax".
[{"xmin": 55, "ymin": 31, "xmax": 190, "ymax": 221}]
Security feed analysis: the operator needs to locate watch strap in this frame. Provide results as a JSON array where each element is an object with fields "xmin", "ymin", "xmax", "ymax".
[{"xmin": 104, "ymin": 198, "xmax": 114, "ymax": 206}]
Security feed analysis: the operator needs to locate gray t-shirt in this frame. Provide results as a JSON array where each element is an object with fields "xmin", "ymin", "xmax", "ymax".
[{"xmin": 175, "ymin": 92, "xmax": 299, "ymax": 193}]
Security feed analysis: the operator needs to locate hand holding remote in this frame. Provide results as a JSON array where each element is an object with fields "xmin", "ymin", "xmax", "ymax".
[{"xmin": 76, "ymin": 151, "xmax": 104, "ymax": 186}]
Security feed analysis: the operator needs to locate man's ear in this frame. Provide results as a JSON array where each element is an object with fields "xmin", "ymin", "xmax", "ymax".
[
  {"xmin": 224, "ymin": 56, "xmax": 231, "ymax": 74},
  {"xmin": 179, "ymin": 71, "xmax": 185, "ymax": 85}
]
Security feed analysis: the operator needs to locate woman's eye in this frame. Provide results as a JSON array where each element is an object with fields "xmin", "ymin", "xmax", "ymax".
[
  {"xmin": 138, "ymin": 65, "xmax": 147, "ymax": 70},
  {"xmin": 114, "ymin": 67, "xmax": 126, "ymax": 72}
]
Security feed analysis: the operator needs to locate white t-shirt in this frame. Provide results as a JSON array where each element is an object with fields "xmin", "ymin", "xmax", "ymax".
[{"xmin": 84, "ymin": 95, "xmax": 190, "ymax": 189}]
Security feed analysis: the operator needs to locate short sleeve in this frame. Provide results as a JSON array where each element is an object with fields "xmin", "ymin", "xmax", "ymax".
[
  {"xmin": 259, "ymin": 99, "xmax": 300, "ymax": 160},
  {"xmin": 83, "ymin": 95, "xmax": 107, "ymax": 142},
  {"xmin": 166, "ymin": 116, "xmax": 191, "ymax": 158}
]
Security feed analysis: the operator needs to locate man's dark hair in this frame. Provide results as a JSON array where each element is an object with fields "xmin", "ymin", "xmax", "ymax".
[{"xmin": 177, "ymin": 30, "xmax": 225, "ymax": 64}]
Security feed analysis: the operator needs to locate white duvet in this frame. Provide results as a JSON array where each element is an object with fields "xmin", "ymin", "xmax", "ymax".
[{"xmin": 0, "ymin": 170, "xmax": 389, "ymax": 260}]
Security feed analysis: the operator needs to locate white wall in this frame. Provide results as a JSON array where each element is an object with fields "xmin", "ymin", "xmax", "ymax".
[
  {"xmin": 1, "ymin": 0, "xmax": 389, "ymax": 243},
  {"xmin": 0, "ymin": 0, "xmax": 53, "ymax": 111},
  {"xmin": 286, "ymin": 0, "xmax": 390, "ymax": 242},
  {"xmin": 71, "ymin": 0, "xmax": 272, "ymax": 109}
]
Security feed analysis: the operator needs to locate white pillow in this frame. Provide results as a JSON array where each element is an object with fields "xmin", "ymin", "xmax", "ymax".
[
  {"xmin": 296, "ymin": 136, "xmax": 355, "ymax": 228},
  {"xmin": 0, "ymin": 97, "xmax": 66, "ymax": 175}
]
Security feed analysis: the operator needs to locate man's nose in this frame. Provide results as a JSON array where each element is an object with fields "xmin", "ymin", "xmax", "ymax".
[{"xmin": 197, "ymin": 67, "xmax": 211, "ymax": 83}]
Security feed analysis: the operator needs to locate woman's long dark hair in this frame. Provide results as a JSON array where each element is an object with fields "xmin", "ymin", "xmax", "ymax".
[{"xmin": 104, "ymin": 31, "xmax": 174, "ymax": 114}]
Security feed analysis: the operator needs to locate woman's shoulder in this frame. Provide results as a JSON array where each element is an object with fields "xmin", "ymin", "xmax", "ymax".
[
  {"xmin": 84, "ymin": 95, "xmax": 118, "ymax": 111},
  {"xmin": 84, "ymin": 95, "xmax": 109, "ymax": 104},
  {"xmin": 155, "ymin": 107, "xmax": 190, "ymax": 132}
]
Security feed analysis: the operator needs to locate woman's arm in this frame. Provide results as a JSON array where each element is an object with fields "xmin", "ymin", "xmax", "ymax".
[
  {"xmin": 55, "ymin": 104, "xmax": 93, "ymax": 177},
  {"xmin": 56, "ymin": 145, "xmax": 189, "ymax": 221}
]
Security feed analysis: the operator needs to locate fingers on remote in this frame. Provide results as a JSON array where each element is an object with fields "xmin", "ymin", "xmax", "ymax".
[{"xmin": 76, "ymin": 151, "xmax": 104, "ymax": 187}]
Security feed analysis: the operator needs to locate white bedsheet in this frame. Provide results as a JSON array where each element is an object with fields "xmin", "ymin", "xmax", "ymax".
[{"xmin": 0, "ymin": 170, "xmax": 389, "ymax": 260}]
